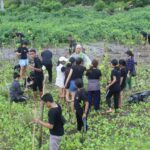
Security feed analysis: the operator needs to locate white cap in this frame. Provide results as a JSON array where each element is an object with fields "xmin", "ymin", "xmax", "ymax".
[{"xmin": 59, "ymin": 56, "xmax": 68, "ymax": 62}]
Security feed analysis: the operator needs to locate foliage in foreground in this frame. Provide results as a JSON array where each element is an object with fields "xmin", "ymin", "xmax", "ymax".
[{"xmin": 0, "ymin": 58, "xmax": 150, "ymax": 149}]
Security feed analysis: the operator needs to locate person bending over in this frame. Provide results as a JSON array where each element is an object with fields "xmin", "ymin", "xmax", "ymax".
[
  {"xmin": 74, "ymin": 79, "xmax": 89, "ymax": 131},
  {"xmin": 10, "ymin": 72, "xmax": 28, "ymax": 103},
  {"xmin": 33, "ymin": 93, "xmax": 64, "ymax": 150}
]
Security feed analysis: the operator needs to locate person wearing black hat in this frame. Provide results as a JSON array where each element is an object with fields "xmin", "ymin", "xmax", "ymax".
[{"xmin": 106, "ymin": 59, "xmax": 121, "ymax": 113}]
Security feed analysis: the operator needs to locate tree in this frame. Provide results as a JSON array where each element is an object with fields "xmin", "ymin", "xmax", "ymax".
[{"xmin": 0, "ymin": 0, "xmax": 5, "ymax": 12}]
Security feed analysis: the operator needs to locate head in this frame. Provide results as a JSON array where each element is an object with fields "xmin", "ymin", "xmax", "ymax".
[
  {"xmin": 29, "ymin": 49, "xmax": 37, "ymax": 59},
  {"xmin": 41, "ymin": 93, "xmax": 54, "ymax": 108},
  {"xmin": 75, "ymin": 79, "xmax": 83, "ymax": 89},
  {"xmin": 125, "ymin": 50, "xmax": 134, "ymax": 57},
  {"xmin": 58, "ymin": 56, "xmax": 68, "ymax": 65},
  {"xmin": 13, "ymin": 72, "xmax": 20, "ymax": 80},
  {"xmin": 68, "ymin": 34, "xmax": 73, "ymax": 41},
  {"xmin": 75, "ymin": 44, "xmax": 82, "ymax": 54},
  {"xmin": 76, "ymin": 57, "xmax": 83, "ymax": 65},
  {"xmin": 92, "ymin": 59, "xmax": 98, "ymax": 68},
  {"xmin": 69, "ymin": 57, "xmax": 76, "ymax": 65},
  {"xmin": 119, "ymin": 59, "xmax": 126, "ymax": 67},
  {"xmin": 111, "ymin": 59, "xmax": 118, "ymax": 68},
  {"xmin": 21, "ymin": 41, "xmax": 28, "ymax": 47}
]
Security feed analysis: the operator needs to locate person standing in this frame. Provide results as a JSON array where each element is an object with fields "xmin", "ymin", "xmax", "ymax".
[
  {"xmin": 74, "ymin": 79, "xmax": 89, "ymax": 131},
  {"xmin": 33, "ymin": 93, "xmax": 64, "ymax": 150},
  {"xmin": 55, "ymin": 57, "xmax": 68, "ymax": 99},
  {"xmin": 125, "ymin": 50, "xmax": 136, "ymax": 89},
  {"xmin": 16, "ymin": 41, "xmax": 29, "ymax": 79},
  {"xmin": 67, "ymin": 35, "xmax": 77, "ymax": 55},
  {"xmin": 41, "ymin": 49, "xmax": 53, "ymax": 83},
  {"xmin": 29, "ymin": 49, "xmax": 44, "ymax": 102},
  {"xmin": 70, "ymin": 44, "xmax": 91, "ymax": 68},
  {"xmin": 65, "ymin": 58, "xmax": 86, "ymax": 110},
  {"xmin": 119, "ymin": 59, "xmax": 127, "ymax": 108},
  {"xmin": 106, "ymin": 59, "xmax": 121, "ymax": 113},
  {"xmin": 86, "ymin": 59, "xmax": 102, "ymax": 111}
]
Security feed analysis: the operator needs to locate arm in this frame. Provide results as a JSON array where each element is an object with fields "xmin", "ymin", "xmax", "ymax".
[
  {"xmin": 106, "ymin": 76, "xmax": 116, "ymax": 89},
  {"xmin": 33, "ymin": 119, "xmax": 54, "ymax": 129},
  {"xmin": 29, "ymin": 65, "xmax": 42, "ymax": 72},
  {"xmin": 65, "ymin": 69, "xmax": 73, "ymax": 87},
  {"xmin": 83, "ymin": 101, "xmax": 89, "ymax": 118},
  {"xmin": 120, "ymin": 77, "xmax": 123, "ymax": 85}
]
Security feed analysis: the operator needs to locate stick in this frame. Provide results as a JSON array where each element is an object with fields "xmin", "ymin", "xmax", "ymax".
[
  {"xmin": 38, "ymin": 70, "xmax": 48, "ymax": 149},
  {"xmin": 32, "ymin": 108, "xmax": 37, "ymax": 150}
]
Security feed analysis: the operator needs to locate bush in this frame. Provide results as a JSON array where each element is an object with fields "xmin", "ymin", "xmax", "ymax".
[
  {"xmin": 94, "ymin": 0, "xmax": 106, "ymax": 11},
  {"xmin": 39, "ymin": 1, "xmax": 62, "ymax": 12}
]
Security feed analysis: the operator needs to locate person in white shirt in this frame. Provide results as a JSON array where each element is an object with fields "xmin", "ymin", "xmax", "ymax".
[{"xmin": 55, "ymin": 56, "xmax": 68, "ymax": 98}]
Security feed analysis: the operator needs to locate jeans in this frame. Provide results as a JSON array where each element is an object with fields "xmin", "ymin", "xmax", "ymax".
[{"xmin": 88, "ymin": 90, "xmax": 100, "ymax": 110}]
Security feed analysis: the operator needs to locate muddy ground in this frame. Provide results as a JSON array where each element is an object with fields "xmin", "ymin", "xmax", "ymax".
[{"xmin": 0, "ymin": 41, "xmax": 150, "ymax": 64}]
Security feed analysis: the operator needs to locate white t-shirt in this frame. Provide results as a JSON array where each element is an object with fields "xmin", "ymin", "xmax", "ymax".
[{"xmin": 55, "ymin": 64, "xmax": 65, "ymax": 88}]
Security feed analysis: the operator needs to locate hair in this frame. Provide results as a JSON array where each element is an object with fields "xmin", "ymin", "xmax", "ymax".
[
  {"xmin": 126, "ymin": 50, "xmax": 134, "ymax": 57},
  {"xmin": 41, "ymin": 93, "xmax": 53, "ymax": 102},
  {"xmin": 29, "ymin": 49, "xmax": 36, "ymax": 53},
  {"xmin": 21, "ymin": 40, "xmax": 28, "ymax": 46},
  {"xmin": 66, "ymin": 63, "xmax": 72, "ymax": 68},
  {"xmin": 69, "ymin": 57, "xmax": 76, "ymax": 65},
  {"xmin": 92, "ymin": 59, "xmax": 98, "ymax": 68},
  {"xmin": 111, "ymin": 59, "xmax": 118, "ymax": 66},
  {"xmin": 13, "ymin": 72, "xmax": 20, "ymax": 79},
  {"xmin": 75, "ymin": 79, "xmax": 83, "ymax": 88},
  {"xmin": 76, "ymin": 57, "xmax": 83, "ymax": 65},
  {"xmin": 119, "ymin": 59, "xmax": 126, "ymax": 66}
]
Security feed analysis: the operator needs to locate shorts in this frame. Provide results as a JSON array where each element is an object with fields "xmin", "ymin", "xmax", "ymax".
[
  {"xmin": 32, "ymin": 78, "xmax": 43, "ymax": 92},
  {"xmin": 69, "ymin": 80, "xmax": 76, "ymax": 92},
  {"xmin": 19, "ymin": 59, "xmax": 28, "ymax": 67}
]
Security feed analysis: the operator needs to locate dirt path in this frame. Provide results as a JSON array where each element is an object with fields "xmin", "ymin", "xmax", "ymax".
[{"xmin": 0, "ymin": 41, "xmax": 150, "ymax": 64}]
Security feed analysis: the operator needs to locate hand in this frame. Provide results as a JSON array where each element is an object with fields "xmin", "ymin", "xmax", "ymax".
[
  {"xmin": 33, "ymin": 118, "xmax": 40, "ymax": 124},
  {"xmin": 106, "ymin": 85, "xmax": 109, "ymax": 90},
  {"xmin": 82, "ymin": 113, "xmax": 86, "ymax": 118},
  {"xmin": 29, "ymin": 65, "xmax": 35, "ymax": 71}
]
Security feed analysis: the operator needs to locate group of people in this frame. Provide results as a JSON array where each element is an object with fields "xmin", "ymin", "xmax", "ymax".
[{"xmin": 9, "ymin": 38, "xmax": 136, "ymax": 150}]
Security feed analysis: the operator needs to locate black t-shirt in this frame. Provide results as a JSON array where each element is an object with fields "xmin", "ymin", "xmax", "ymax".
[
  {"xmin": 48, "ymin": 105, "xmax": 64, "ymax": 136},
  {"xmin": 41, "ymin": 50, "xmax": 52, "ymax": 65},
  {"xmin": 17, "ymin": 47, "xmax": 28, "ymax": 59},
  {"xmin": 33, "ymin": 57, "xmax": 43, "ymax": 79},
  {"xmin": 71, "ymin": 65, "xmax": 86, "ymax": 80},
  {"xmin": 109, "ymin": 67, "xmax": 121, "ymax": 92},
  {"xmin": 74, "ymin": 89, "xmax": 88, "ymax": 114},
  {"xmin": 86, "ymin": 68, "xmax": 102, "ymax": 79},
  {"xmin": 120, "ymin": 67, "xmax": 127, "ymax": 90}
]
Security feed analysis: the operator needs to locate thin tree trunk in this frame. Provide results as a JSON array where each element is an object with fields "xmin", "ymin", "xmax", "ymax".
[{"xmin": 0, "ymin": 0, "xmax": 5, "ymax": 12}]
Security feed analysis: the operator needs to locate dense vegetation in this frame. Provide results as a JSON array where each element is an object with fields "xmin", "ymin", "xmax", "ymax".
[
  {"xmin": 0, "ymin": 1, "xmax": 150, "ymax": 150},
  {"xmin": 0, "ymin": 5, "xmax": 150, "ymax": 47}
]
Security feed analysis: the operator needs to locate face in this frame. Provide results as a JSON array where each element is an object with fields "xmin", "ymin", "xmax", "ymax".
[
  {"xmin": 75, "ymin": 46, "xmax": 81, "ymax": 54},
  {"xmin": 29, "ymin": 51, "xmax": 36, "ymax": 59},
  {"xmin": 46, "ymin": 101, "xmax": 51, "ymax": 108}
]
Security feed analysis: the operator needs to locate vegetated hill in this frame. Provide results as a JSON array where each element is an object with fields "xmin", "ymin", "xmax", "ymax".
[{"xmin": 0, "ymin": 1, "xmax": 150, "ymax": 47}]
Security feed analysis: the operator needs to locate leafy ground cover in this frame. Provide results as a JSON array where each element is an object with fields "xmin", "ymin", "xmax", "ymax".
[
  {"xmin": 0, "ymin": 5, "xmax": 150, "ymax": 47},
  {"xmin": 0, "ymin": 52, "xmax": 150, "ymax": 149}
]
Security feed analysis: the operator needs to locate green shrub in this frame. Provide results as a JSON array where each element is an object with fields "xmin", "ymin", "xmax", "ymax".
[
  {"xmin": 39, "ymin": 1, "xmax": 62, "ymax": 12},
  {"xmin": 94, "ymin": 0, "xmax": 106, "ymax": 11}
]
